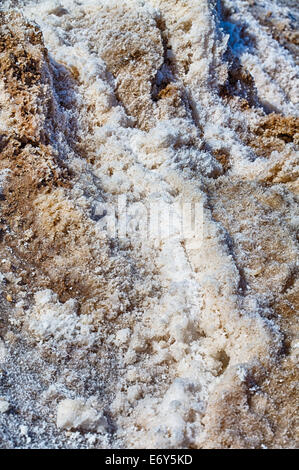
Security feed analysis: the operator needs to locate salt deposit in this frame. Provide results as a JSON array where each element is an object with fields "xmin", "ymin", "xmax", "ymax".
[{"xmin": 0, "ymin": 0, "xmax": 298, "ymax": 449}]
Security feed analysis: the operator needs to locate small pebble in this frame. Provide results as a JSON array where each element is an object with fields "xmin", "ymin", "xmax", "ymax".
[{"xmin": 0, "ymin": 398, "xmax": 10, "ymax": 413}]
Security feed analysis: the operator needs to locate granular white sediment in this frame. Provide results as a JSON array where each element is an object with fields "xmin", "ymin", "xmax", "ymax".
[{"xmin": 0, "ymin": 0, "xmax": 298, "ymax": 448}]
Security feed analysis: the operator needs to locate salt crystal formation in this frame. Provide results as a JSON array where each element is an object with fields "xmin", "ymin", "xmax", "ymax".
[{"xmin": 0, "ymin": 0, "xmax": 298, "ymax": 449}]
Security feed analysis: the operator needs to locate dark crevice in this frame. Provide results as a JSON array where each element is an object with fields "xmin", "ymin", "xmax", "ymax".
[
  {"xmin": 217, "ymin": 1, "xmax": 280, "ymax": 115},
  {"xmin": 151, "ymin": 16, "xmax": 174, "ymax": 102},
  {"xmin": 218, "ymin": 350, "xmax": 230, "ymax": 374}
]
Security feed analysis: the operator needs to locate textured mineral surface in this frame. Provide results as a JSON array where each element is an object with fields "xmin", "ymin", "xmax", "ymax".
[{"xmin": 0, "ymin": 0, "xmax": 298, "ymax": 449}]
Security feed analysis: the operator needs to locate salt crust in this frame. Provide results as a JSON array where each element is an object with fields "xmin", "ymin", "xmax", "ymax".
[{"xmin": 0, "ymin": 0, "xmax": 297, "ymax": 449}]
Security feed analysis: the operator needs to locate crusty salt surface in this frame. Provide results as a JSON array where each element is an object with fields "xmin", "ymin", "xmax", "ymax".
[{"xmin": 0, "ymin": 0, "xmax": 298, "ymax": 448}]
